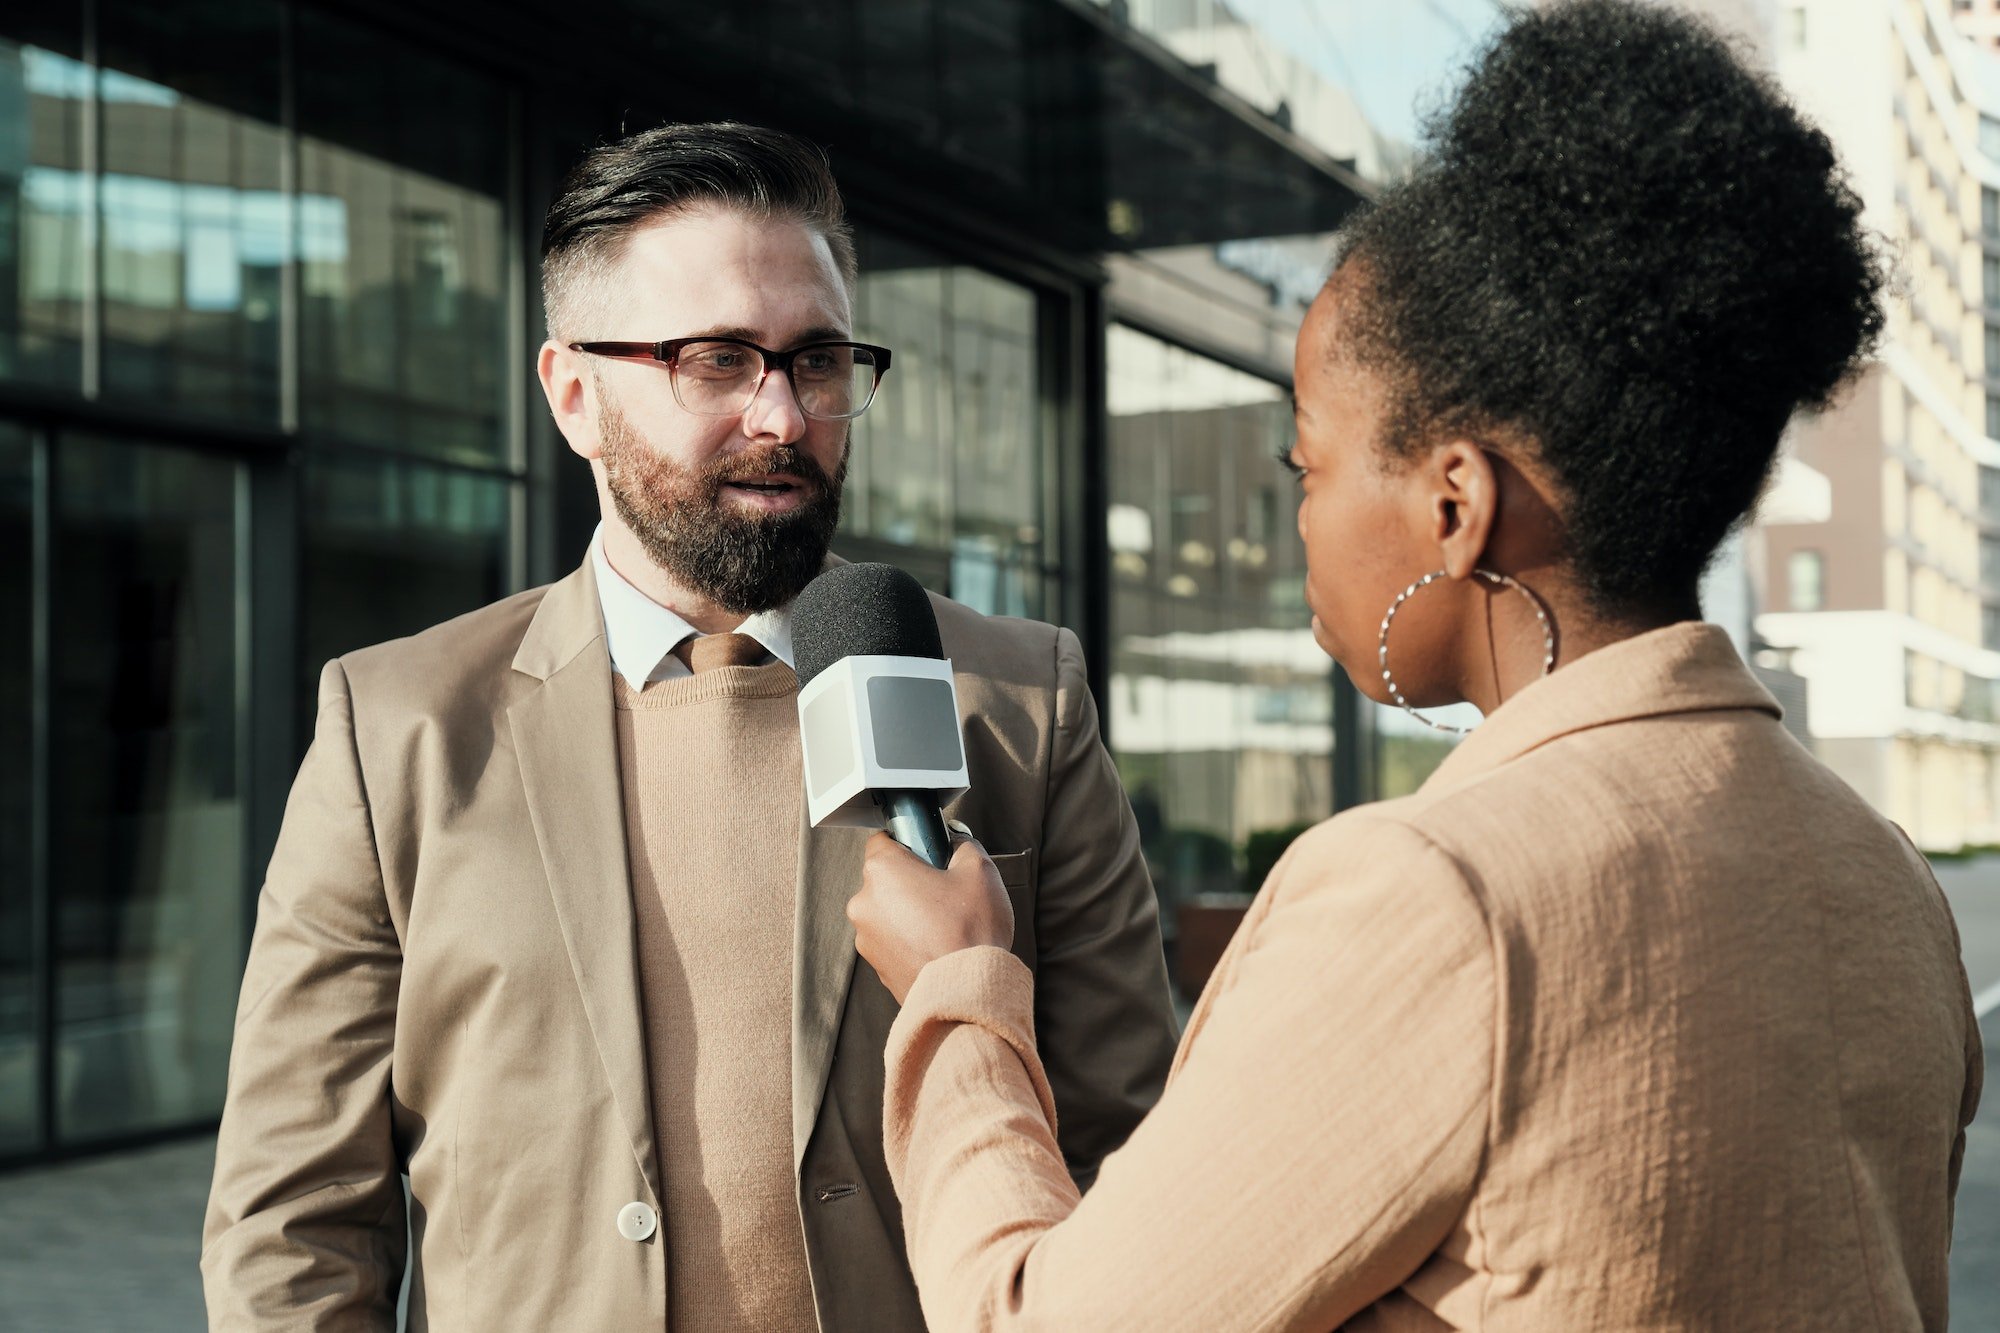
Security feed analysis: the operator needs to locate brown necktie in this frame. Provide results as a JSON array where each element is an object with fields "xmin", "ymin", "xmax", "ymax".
[{"xmin": 674, "ymin": 631, "xmax": 770, "ymax": 673}]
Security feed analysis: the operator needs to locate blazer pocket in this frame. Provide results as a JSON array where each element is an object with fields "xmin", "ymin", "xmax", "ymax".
[{"xmin": 987, "ymin": 850, "xmax": 1035, "ymax": 891}]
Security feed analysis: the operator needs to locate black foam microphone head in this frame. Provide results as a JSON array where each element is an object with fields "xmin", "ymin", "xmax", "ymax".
[{"xmin": 791, "ymin": 563, "xmax": 944, "ymax": 687}]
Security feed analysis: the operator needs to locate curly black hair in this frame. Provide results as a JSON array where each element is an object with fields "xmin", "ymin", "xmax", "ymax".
[{"xmin": 1334, "ymin": 0, "xmax": 1885, "ymax": 617}]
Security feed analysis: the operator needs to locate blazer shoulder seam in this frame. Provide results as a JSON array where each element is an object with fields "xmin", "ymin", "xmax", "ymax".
[{"xmin": 327, "ymin": 657, "xmax": 390, "ymax": 905}]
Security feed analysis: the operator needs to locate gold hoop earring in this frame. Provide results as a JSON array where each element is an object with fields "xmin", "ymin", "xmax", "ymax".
[{"xmin": 1377, "ymin": 569, "xmax": 1556, "ymax": 735}]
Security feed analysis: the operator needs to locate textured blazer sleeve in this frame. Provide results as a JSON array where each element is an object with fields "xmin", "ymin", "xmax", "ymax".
[
  {"xmin": 201, "ymin": 660, "xmax": 406, "ymax": 1331},
  {"xmin": 1029, "ymin": 627, "xmax": 1179, "ymax": 1189},
  {"xmin": 884, "ymin": 817, "xmax": 1494, "ymax": 1332}
]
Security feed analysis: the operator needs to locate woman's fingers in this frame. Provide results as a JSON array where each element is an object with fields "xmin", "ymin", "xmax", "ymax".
[{"xmin": 851, "ymin": 829, "xmax": 1014, "ymax": 1002}]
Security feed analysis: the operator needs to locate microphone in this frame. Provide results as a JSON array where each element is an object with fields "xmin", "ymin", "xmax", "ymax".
[{"xmin": 792, "ymin": 563, "xmax": 968, "ymax": 869}]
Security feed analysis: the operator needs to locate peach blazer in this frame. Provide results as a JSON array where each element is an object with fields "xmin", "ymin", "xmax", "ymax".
[{"xmin": 884, "ymin": 623, "xmax": 1981, "ymax": 1331}]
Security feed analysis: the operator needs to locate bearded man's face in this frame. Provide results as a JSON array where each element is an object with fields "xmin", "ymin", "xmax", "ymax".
[
  {"xmin": 597, "ymin": 387, "xmax": 846, "ymax": 613},
  {"xmin": 555, "ymin": 206, "xmax": 859, "ymax": 611}
]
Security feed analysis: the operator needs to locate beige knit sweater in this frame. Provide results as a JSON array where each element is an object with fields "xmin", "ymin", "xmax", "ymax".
[{"xmin": 614, "ymin": 664, "xmax": 819, "ymax": 1331}]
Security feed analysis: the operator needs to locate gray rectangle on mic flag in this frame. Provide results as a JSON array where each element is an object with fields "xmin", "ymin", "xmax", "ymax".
[{"xmin": 867, "ymin": 676, "xmax": 964, "ymax": 771}]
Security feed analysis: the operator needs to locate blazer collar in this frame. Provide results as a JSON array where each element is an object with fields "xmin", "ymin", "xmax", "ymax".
[
  {"xmin": 1422, "ymin": 622, "xmax": 1781, "ymax": 795},
  {"xmin": 512, "ymin": 559, "xmax": 605, "ymax": 682}
]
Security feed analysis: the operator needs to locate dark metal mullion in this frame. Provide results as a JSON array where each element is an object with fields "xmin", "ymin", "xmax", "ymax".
[
  {"xmin": 1333, "ymin": 672, "xmax": 1366, "ymax": 814},
  {"xmin": 1076, "ymin": 284, "xmax": 1112, "ymax": 741},
  {"xmin": 278, "ymin": 0, "xmax": 300, "ymax": 435},
  {"xmin": 29, "ymin": 430, "xmax": 55, "ymax": 1155},
  {"xmin": 503, "ymin": 81, "xmax": 530, "ymax": 594},
  {"xmin": 1034, "ymin": 286, "xmax": 1063, "ymax": 626},
  {"xmin": 233, "ymin": 466, "xmax": 256, "ymax": 945},
  {"xmin": 0, "ymin": 380, "xmax": 528, "ymax": 482},
  {"xmin": 79, "ymin": 0, "xmax": 101, "ymax": 402}
]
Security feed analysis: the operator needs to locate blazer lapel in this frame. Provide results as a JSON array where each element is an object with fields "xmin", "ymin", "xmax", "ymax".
[
  {"xmin": 792, "ymin": 812, "xmax": 867, "ymax": 1166},
  {"xmin": 508, "ymin": 564, "xmax": 661, "ymax": 1201}
]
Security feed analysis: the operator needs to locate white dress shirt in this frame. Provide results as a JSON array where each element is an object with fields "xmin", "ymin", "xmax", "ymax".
[{"xmin": 589, "ymin": 526, "xmax": 796, "ymax": 689}]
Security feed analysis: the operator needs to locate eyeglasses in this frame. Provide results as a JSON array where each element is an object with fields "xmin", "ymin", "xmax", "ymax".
[{"xmin": 569, "ymin": 337, "xmax": 893, "ymax": 422}]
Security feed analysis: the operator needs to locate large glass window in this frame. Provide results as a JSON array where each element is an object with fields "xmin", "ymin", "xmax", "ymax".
[
  {"xmin": 849, "ymin": 232, "xmax": 1053, "ymax": 617},
  {"xmin": 0, "ymin": 6, "xmax": 528, "ymax": 1167},
  {"xmin": 296, "ymin": 11, "xmax": 508, "ymax": 463},
  {"xmin": 300, "ymin": 455, "xmax": 510, "ymax": 743},
  {"xmin": 0, "ymin": 18, "xmax": 88, "ymax": 391},
  {"xmin": 50, "ymin": 435, "xmax": 243, "ymax": 1144},
  {"xmin": 945, "ymin": 266, "xmax": 1044, "ymax": 617},
  {"xmin": 0, "ymin": 424, "xmax": 34, "ymax": 1152},
  {"xmin": 1104, "ymin": 325, "xmax": 1332, "ymax": 951},
  {"xmin": 97, "ymin": 0, "xmax": 286, "ymax": 421}
]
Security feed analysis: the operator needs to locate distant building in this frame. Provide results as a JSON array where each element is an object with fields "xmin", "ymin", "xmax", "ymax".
[{"xmin": 1761, "ymin": 0, "xmax": 2000, "ymax": 851}]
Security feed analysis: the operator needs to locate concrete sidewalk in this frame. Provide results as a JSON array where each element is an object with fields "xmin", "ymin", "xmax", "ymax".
[{"xmin": 0, "ymin": 1136, "xmax": 211, "ymax": 1332}]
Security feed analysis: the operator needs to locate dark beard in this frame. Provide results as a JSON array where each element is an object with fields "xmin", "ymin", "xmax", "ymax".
[{"xmin": 597, "ymin": 399, "xmax": 846, "ymax": 615}]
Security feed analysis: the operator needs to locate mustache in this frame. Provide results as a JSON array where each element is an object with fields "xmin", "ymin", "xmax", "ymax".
[{"xmin": 704, "ymin": 445, "xmax": 836, "ymax": 491}]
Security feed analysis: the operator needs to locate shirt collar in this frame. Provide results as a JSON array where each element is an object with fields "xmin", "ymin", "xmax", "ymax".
[{"xmin": 588, "ymin": 526, "xmax": 796, "ymax": 688}]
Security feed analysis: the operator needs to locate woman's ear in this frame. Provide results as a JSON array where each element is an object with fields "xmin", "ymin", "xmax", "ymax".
[{"xmin": 1430, "ymin": 440, "xmax": 1498, "ymax": 581}]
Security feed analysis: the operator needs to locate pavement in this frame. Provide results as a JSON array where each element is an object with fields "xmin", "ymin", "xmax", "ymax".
[
  {"xmin": 0, "ymin": 1135, "xmax": 212, "ymax": 1331},
  {"xmin": 1933, "ymin": 857, "xmax": 2000, "ymax": 1327},
  {"xmin": 5, "ymin": 859, "xmax": 2000, "ymax": 1331}
]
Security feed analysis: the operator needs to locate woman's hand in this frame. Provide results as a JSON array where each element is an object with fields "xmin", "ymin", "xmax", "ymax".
[{"xmin": 848, "ymin": 832, "xmax": 1015, "ymax": 1003}]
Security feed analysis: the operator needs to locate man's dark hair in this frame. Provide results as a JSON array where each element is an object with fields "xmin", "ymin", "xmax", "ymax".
[
  {"xmin": 1333, "ymin": 0, "xmax": 1885, "ymax": 617},
  {"xmin": 541, "ymin": 122, "xmax": 856, "ymax": 339}
]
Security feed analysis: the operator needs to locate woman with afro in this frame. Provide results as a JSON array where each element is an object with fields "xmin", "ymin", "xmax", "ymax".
[{"xmin": 844, "ymin": 2, "xmax": 1980, "ymax": 1327}]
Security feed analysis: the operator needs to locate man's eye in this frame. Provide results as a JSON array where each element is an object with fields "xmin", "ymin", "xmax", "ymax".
[
  {"xmin": 682, "ymin": 346, "xmax": 753, "ymax": 376},
  {"xmin": 795, "ymin": 349, "xmax": 844, "ymax": 378}
]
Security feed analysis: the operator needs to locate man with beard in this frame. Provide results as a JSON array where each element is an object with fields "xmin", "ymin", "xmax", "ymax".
[{"xmin": 201, "ymin": 123, "xmax": 1178, "ymax": 1333}]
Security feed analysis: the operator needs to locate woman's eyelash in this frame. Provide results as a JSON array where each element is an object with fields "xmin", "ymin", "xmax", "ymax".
[{"xmin": 1274, "ymin": 447, "xmax": 1304, "ymax": 479}]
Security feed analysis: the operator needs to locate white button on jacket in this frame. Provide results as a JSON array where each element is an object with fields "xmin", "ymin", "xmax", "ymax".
[{"xmin": 616, "ymin": 1202, "xmax": 656, "ymax": 1242}]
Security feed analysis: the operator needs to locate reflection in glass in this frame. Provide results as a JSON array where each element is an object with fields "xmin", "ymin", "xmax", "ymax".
[
  {"xmin": 97, "ymin": 0, "xmax": 285, "ymax": 420},
  {"xmin": 0, "ymin": 20, "xmax": 88, "ymax": 390},
  {"xmin": 296, "ymin": 10, "xmax": 507, "ymax": 462},
  {"xmin": 0, "ymin": 425, "xmax": 34, "ymax": 1151},
  {"xmin": 51, "ymin": 435, "xmax": 243, "ymax": 1143},
  {"xmin": 1105, "ymin": 325, "xmax": 1332, "ymax": 972},
  {"xmin": 300, "ymin": 455, "xmax": 509, "ymax": 747},
  {"xmin": 849, "ymin": 232, "xmax": 1050, "ymax": 616},
  {"xmin": 851, "ymin": 237, "xmax": 950, "ymax": 549}
]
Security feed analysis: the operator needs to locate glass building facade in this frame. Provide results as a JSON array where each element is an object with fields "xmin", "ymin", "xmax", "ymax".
[
  {"xmin": 0, "ymin": 0, "xmax": 1371, "ymax": 1164},
  {"xmin": 1105, "ymin": 327, "xmax": 1326, "ymax": 914}
]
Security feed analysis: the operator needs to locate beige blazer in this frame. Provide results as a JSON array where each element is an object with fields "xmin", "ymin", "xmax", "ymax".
[
  {"xmin": 883, "ymin": 623, "xmax": 1981, "ymax": 1331},
  {"xmin": 200, "ymin": 559, "xmax": 1178, "ymax": 1332}
]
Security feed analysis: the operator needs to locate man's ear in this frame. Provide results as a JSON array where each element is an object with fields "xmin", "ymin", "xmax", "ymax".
[
  {"xmin": 1428, "ymin": 439, "xmax": 1498, "ymax": 581},
  {"xmin": 537, "ymin": 340, "xmax": 602, "ymax": 462}
]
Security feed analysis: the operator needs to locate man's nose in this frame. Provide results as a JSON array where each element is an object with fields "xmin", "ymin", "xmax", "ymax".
[{"xmin": 741, "ymin": 368, "xmax": 807, "ymax": 442}]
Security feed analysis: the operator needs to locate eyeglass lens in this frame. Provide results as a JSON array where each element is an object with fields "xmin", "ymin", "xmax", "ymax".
[{"xmin": 673, "ymin": 341, "xmax": 879, "ymax": 421}]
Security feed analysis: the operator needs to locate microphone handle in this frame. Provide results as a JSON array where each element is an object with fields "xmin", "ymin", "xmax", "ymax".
[{"xmin": 877, "ymin": 790, "xmax": 952, "ymax": 869}]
